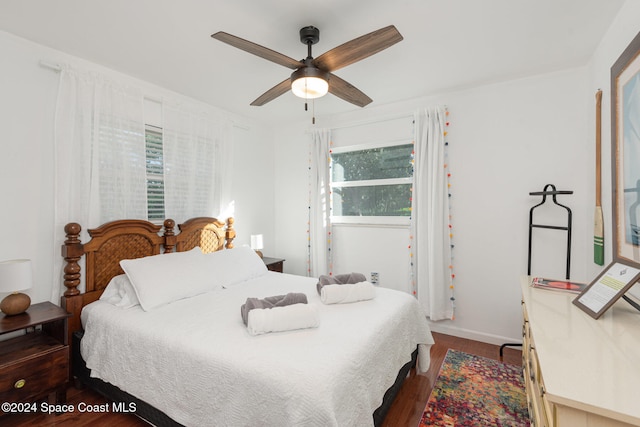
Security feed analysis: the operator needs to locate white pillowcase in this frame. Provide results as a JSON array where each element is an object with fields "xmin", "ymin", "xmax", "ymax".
[
  {"xmin": 120, "ymin": 246, "xmax": 268, "ymax": 311},
  {"xmin": 203, "ymin": 245, "xmax": 267, "ymax": 288},
  {"xmin": 120, "ymin": 247, "xmax": 213, "ymax": 311},
  {"xmin": 99, "ymin": 274, "xmax": 140, "ymax": 309}
]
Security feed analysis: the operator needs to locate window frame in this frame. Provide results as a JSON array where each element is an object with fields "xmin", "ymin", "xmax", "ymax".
[{"xmin": 330, "ymin": 139, "xmax": 413, "ymax": 226}]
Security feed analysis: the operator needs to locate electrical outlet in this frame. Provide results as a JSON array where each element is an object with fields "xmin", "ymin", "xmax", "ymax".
[{"xmin": 370, "ymin": 272, "xmax": 379, "ymax": 285}]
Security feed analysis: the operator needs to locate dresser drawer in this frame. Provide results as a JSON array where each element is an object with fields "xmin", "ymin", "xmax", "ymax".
[{"xmin": 0, "ymin": 341, "xmax": 68, "ymax": 402}]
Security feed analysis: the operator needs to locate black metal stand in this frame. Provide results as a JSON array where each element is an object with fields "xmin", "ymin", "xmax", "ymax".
[
  {"xmin": 528, "ymin": 184, "xmax": 573, "ymax": 280},
  {"xmin": 499, "ymin": 342, "xmax": 518, "ymax": 360},
  {"xmin": 501, "ymin": 184, "xmax": 574, "ymax": 361}
]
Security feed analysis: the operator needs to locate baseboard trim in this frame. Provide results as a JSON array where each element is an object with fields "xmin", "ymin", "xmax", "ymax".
[{"xmin": 427, "ymin": 322, "xmax": 522, "ymax": 347}]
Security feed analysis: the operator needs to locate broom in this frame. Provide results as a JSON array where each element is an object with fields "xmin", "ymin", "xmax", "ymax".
[{"xmin": 594, "ymin": 89, "xmax": 604, "ymax": 265}]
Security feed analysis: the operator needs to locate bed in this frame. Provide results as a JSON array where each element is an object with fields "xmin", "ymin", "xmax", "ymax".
[{"xmin": 60, "ymin": 216, "xmax": 434, "ymax": 426}]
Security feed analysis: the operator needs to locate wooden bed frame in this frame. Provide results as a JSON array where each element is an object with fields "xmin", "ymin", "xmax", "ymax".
[
  {"xmin": 59, "ymin": 216, "xmax": 413, "ymax": 427},
  {"xmin": 60, "ymin": 217, "xmax": 236, "ymax": 352}
]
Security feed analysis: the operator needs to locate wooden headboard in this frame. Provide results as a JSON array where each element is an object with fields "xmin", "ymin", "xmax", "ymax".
[{"xmin": 60, "ymin": 217, "xmax": 235, "ymax": 348}]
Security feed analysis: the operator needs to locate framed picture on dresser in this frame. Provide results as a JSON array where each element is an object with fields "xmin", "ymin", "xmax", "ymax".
[
  {"xmin": 612, "ymin": 30, "xmax": 640, "ymax": 269},
  {"xmin": 573, "ymin": 261, "xmax": 640, "ymax": 319}
]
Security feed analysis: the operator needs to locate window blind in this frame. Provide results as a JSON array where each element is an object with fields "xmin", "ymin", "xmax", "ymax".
[{"xmin": 145, "ymin": 124, "xmax": 165, "ymax": 221}]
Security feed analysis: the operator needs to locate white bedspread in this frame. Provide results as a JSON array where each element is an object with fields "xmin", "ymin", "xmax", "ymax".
[{"xmin": 81, "ymin": 272, "xmax": 434, "ymax": 427}]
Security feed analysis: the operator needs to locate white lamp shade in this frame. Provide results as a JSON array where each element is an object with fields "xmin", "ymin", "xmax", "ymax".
[
  {"xmin": 250, "ymin": 234, "xmax": 264, "ymax": 251},
  {"xmin": 0, "ymin": 259, "xmax": 33, "ymax": 293},
  {"xmin": 291, "ymin": 77, "xmax": 329, "ymax": 99}
]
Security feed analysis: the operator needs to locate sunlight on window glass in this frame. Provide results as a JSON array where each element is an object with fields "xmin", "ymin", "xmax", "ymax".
[{"xmin": 331, "ymin": 143, "xmax": 413, "ymax": 218}]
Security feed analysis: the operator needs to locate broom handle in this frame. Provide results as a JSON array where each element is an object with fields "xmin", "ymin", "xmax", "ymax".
[{"xmin": 595, "ymin": 89, "xmax": 602, "ymax": 207}]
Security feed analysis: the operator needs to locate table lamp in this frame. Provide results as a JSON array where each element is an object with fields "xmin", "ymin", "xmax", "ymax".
[
  {"xmin": 251, "ymin": 234, "xmax": 264, "ymax": 258},
  {"xmin": 0, "ymin": 259, "xmax": 33, "ymax": 316}
]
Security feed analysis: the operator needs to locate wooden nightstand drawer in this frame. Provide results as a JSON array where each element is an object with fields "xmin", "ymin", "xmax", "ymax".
[
  {"xmin": 263, "ymin": 257, "xmax": 285, "ymax": 273},
  {"xmin": 0, "ymin": 333, "xmax": 69, "ymax": 402}
]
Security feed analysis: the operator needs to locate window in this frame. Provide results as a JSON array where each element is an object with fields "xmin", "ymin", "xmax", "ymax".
[
  {"xmin": 145, "ymin": 124, "xmax": 165, "ymax": 221},
  {"xmin": 330, "ymin": 141, "xmax": 414, "ymax": 224}
]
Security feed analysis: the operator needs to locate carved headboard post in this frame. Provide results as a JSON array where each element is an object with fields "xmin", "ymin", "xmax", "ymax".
[
  {"xmin": 225, "ymin": 217, "xmax": 236, "ymax": 249},
  {"xmin": 163, "ymin": 219, "xmax": 176, "ymax": 253},
  {"xmin": 60, "ymin": 222, "xmax": 86, "ymax": 365},
  {"xmin": 61, "ymin": 223, "xmax": 84, "ymax": 297}
]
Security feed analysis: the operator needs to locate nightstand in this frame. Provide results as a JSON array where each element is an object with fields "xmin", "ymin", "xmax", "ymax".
[
  {"xmin": 263, "ymin": 257, "xmax": 285, "ymax": 273},
  {"xmin": 0, "ymin": 302, "xmax": 71, "ymax": 408}
]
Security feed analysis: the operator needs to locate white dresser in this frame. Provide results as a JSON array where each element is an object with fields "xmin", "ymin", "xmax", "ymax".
[{"xmin": 521, "ymin": 276, "xmax": 640, "ymax": 427}]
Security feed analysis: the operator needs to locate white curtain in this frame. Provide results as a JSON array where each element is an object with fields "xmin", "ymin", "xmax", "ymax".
[
  {"xmin": 308, "ymin": 129, "xmax": 332, "ymax": 277},
  {"xmin": 53, "ymin": 65, "xmax": 146, "ymax": 301},
  {"xmin": 163, "ymin": 101, "xmax": 233, "ymax": 223},
  {"xmin": 412, "ymin": 107, "xmax": 453, "ymax": 320}
]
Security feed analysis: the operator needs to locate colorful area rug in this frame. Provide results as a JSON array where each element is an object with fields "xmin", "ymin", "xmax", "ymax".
[{"xmin": 419, "ymin": 349, "xmax": 530, "ymax": 426}]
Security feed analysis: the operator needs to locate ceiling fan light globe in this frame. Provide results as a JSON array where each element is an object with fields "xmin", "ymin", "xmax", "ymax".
[{"xmin": 291, "ymin": 76, "xmax": 329, "ymax": 99}]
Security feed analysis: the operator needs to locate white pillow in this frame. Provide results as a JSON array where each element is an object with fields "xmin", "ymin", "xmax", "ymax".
[
  {"xmin": 202, "ymin": 245, "xmax": 268, "ymax": 287},
  {"xmin": 120, "ymin": 247, "xmax": 216, "ymax": 311},
  {"xmin": 120, "ymin": 246, "xmax": 268, "ymax": 311},
  {"xmin": 99, "ymin": 274, "xmax": 140, "ymax": 309}
]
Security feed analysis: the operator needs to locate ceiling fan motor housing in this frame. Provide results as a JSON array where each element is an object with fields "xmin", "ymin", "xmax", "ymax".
[
  {"xmin": 299, "ymin": 26, "xmax": 320, "ymax": 45},
  {"xmin": 290, "ymin": 65, "xmax": 329, "ymax": 84}
]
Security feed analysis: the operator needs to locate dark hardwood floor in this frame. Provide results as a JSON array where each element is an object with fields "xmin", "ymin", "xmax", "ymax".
[
  {"xmin": 1, "ymin": 332, "xmax": 522, "ymax": 426},
  {"xmin": 381, "ymin": 332, "xmax": 522, "ymax": 427}
]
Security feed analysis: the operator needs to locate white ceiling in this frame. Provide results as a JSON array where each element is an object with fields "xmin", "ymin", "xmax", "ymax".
[{"xmin": 0, "ymin": 0, "xmax": 626, "ymax": 125}]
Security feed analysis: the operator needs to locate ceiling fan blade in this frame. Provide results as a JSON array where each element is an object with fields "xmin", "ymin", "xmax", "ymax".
[
  {"xmin": 313, "ymin": 25, "xmax": 403, "ymax": 72},
  {"xmin": 250, "ymin": 78, "xmax": 291, "ymax": 106},
  {"xmin": 327, "ymin": 73, "xmax": 372, "ymax": 107},
  {"xmin": 212, "ymin": 31, "xmax": 304, "ymax": 70}
]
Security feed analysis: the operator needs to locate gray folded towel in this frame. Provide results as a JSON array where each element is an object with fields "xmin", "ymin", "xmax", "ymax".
[
  {"xmin": 316, "ymin": 272, "xmax": 367, "ymax": 295},
  {"xmin": 241, "ymin": 293, "xmax": 308, "ymax": 326}
]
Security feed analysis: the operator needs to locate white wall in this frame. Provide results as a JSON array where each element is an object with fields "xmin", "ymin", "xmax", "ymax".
[
  {"xmin": 231, "ymin": 123, "xmax": 276, "ymax": 249},
  {"xmin": 0, "ymin": 32, "xmax": 58, "ymax": 304},
  {"xmin": 0, "ymin": 30, "xmax": 275, "ymax": 304},
  {"xmin": 440, "ymin": 69, "xmax": 589, "ymax": 343},
  {"xmin": 275, "ymin": 66, "xmax": 591, "ymax": 345}
]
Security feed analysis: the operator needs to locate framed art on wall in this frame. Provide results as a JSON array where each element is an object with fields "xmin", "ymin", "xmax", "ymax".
[{"xmin": 612, "ymin": 30, "xmax": 640, "ymax": 269}]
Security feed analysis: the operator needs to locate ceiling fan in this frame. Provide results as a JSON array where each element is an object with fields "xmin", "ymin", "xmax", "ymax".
[{"xmin": 211, "ymin": 25, "xmax": 403, "ymax": 108}]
